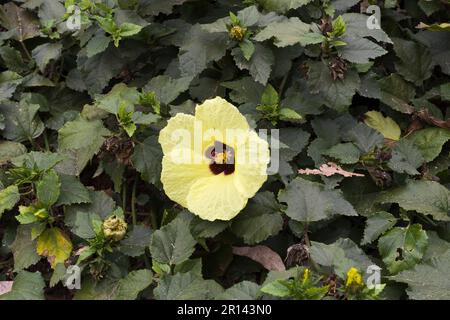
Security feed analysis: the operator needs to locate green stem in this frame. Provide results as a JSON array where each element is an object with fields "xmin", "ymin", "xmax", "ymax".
[
  {"xmin": 278, "ymin": 69, "xmax": 290, "ymax": 98},
  {"xmin": 43, "ymin": 131, "xmax": 50, "ymax": 151},
  {"xmin": 122, "ymin": 182, "xmax": 127, "ymax": 214},
  {"xmin": 19, "ymin": 40, "xmax": 32, "ymax": 61},
  {"xmin": 150, "ymin": 208, "xmax": 158, "ymax": 230},
  {"xmin": 131, "ymin": 177, "xmax": 137, "ymax": 225}
]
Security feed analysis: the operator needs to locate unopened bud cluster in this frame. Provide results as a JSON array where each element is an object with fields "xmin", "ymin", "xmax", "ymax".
[
  {"xmin": 229, "ymin": 25, "xmax": 247, "ymax": 41},
  {"xmin": 102, "ymin": 216, "xmax": 128, "ymax": 242}
]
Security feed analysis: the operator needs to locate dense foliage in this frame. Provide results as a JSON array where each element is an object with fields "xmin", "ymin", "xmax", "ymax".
[{"xmin": 0, "ymin": 0, "xmax": 450, "ymax": 300}]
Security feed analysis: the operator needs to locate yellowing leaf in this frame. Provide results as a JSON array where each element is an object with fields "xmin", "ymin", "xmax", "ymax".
[
  {"xmin": 37, "ymin": 228, "xmax": 72, "ymax": 268},
  {"xmin": 417, "ymin": 22, "xmax": 450, "ymax": 32},
  {"xmin": 364, "ymin": 111, "xmax": 401, "ymax": 140}
]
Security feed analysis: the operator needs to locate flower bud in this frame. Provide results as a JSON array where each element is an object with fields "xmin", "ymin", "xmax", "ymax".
[
  {"xmin": 102, "ymin": 216, "xmax": 128, "ymax": 242},
  {"xmin": 229, "ymin": 25, "xmax": 247, "ymax": 41}
]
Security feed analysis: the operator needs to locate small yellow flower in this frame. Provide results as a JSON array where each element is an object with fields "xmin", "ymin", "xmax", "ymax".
[
  {"xmin": 229, "ymin": 25, "xmax": 247, "ymax": 41},
  {"xmin": 102, "ymin": 216, "xmax": 128, "ymax": 241},
  {"xmin": 159, "ymin": 97, "xmax": 270, "ymax": 221},
  {"xmin": 345, "ymin": 267, "xmax": 363, "ymax": 288},
  {"xmin": 302, "ymin": 268, "xmax": 310, "ymax": 285}
]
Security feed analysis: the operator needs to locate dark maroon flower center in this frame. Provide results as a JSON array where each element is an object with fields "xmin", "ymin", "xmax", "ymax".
[{"xmin": 205, "ymin": 141, "xmax": 235, "ymax": 175}]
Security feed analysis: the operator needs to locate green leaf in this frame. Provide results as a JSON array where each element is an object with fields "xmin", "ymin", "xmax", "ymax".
[
  {"xmin": 0, "ymin": 46, "xmax": 28, "ymax": 74},
  {"xmin": 0, "ymin": 140, "xmax": 27, "ymax": 164},
  {"xmin": 310, "ymin": 238, "xmax": 373, "ymax": 278},
  {"xmin": 11, "ymin": 225, "xmax": 40, "ymax": 271},
  {"xmin": 49, "ymin": 264, "xmax": 67, "ymax": 288},
  {"xmin": 362, "ymin": 211, "xmax": 397, "ymax": 245},
  {"xmin": 36, "ymin": 170, "xmax": 60, "ymax": 208},
  {"xmin": 378, "ymin": 224, "xmax": 428, "ymax": 274},
  {"xmin": 178, "ymin": 24, "xmax": 228, "ymax": 78},
  {"xmin": 378, "ymin": 74, "xmax": 416, "ymax": 113},
  {"xmin": 132, "ymin": 136, "xmax": 162, "ymax": 185},
  {"xmin": 0, "ymin": 271, "xmax": 45, "ymax": 300},
  {"xmin": 56, "ymin": 174, "xmax": 91, "ymax": 206},
  {"xmin": 279, "ymin": 108, "xmax": 302, "ymax": 121},
  {"xmin": 118, "ymin": 225, "xmax": 152, "ymax": 257},
  {"xmin": 388, "ymin": 140, "xmax": 424, "ymax": 175},
  {"xmin": 31, "ymin": 43, "xmax": 62, "ymax": 73},
  {"xmin": 58, "ymin": 117, "xmax": 110, "ymax": 174},
  {"xmin": 150, "ymin": 216, "xmax": 197, "ymax": 265},
  {"xmin": 86, "ymin": 32, "xmax": 111, "ymax": 58},
  {"xmin": 76, "ymin": 45, "xmax": 144, "ymax": 96},
  {"xmin": 233, "ymin": 43, "xmax": 274, "ymax": 85},
  {"xmin": 190, "ymin": 216, "xmax": 229, "ymax": 239},
  {"xmin": 74, "ymin": 269, "xmax": 152, "ymax": 300},
  {"xmin": 307, "ymin": 61, "xmax": 360, "ymax": 111},
  {"xmin": 261, "ymin": 279, "xmax": 291, "ymax": 297},
  {"xmin": 237, "ymin": 5, "xmax": 266, "ymax": 27},
  {"xmin": 115, "ymin": 269, "xmax": 153, "ymax": 300},
  {"xmin": 364, "ymin": 110, "xmax": 401, "ymax": 140},
  {"xmin": 261, "ymin": 84, "xmax": 279, "ymax": 106},
  {"xmin": 276, "ymin": 128, "xmax": 311, "ymax": 175},
  {"xmin": 36, "ymin": 227, "xmax": 73, "ymax": 268},
  {"xmin": 13, "ymin": 151, "xmax": 64, "ymax": 172},
  {"xmin": 16, "ymin": 206, "xmax": 39, "ymax": 225},
  {"xmin": 218, "ymin": 281, "xmax": 261, "ymax": 300},
  {"xmin": 393, "ymin": 38, "xmax": 433, "ymax": 86},
  {"xmin": 331, "ymin": 15, "xmax": 346, "ymax": 37},
  {"xmin": 256, "ymin": 0, "xmax": 313, "ymax": 13},
  {"xmin": 423, "ymin": 231, "xmax": 450, "ymax": 261},
  {"xmin": 278, "ymin": 177, "xmax": 357, "ymax": 222},
  {"xmin": 144, "ymin": 75, "xmax": 191, "ymax": 106},
  {"xmin": 0, "ymin": 185, "xmax": 20, "ymax": 219},
  {"xmin": 154, "ymin": 272, "xmax": 223, "ymax": 300},
  {"xmin": 440, "ymin": 83, "xmax": 450, "ymax": 101},
  {"xmin": 407, "ymin": 128, "xmax": 450, "ymax": 162},
  {"xmin": 418, "ymin": 0, "xmax": 442, "ymax": 16},
  {"xmin": 391, "ymin": 250, "xmax": 450, "ymax": 299},
  {"xmin": 221, "ymin": 77, "xmax": 265, "ymax": 105},
  {"xmin": 0, "ymin": 71, "xmax": 22, "ymax": 100},
  {"xmin": 346, "ymin": 123, "xmax": 384, "ymax": 153},
  {"xmin": 118, "ymin": 23, "xmax": 143, "ymax": 37},
  {"xmin": 239, "ymin": 39, "xmax": 255, "ymax": 60},
  {"xmin": 254, "ymin": 17, "xmax": 311, "ymax": 47},
  {"xmin": 342, "ymin": 13, "xmax": 392, "ymax": 44},
  {"xmin": 95, "ymin": 83, "xmax": 140, "ymax": 114},
  {"xmin": 132, "ymin": 111, "xmax": 160, "ymax": 125},
  {"xmin": 323, "ymin": 143, "xmax": 361, "ymax": 164},
  {"xmin": 65, "ymin": 191, "xmax": 116, "ymax": 239},
  {"xmin": 140, "ymin": 0, "xmax": 190, "ymax": 15},
  {"xmin": 231, "ymin": 192, "xmax": 283, "ymax": 244},
  {"xmin": 0, "ymin": 100, "xmax": 44, "ymax": 142},
  {"xmin": 378, "ymin": 180, "xmax": 450, "ymax": 222},
  {"xmin": 58, "ymin": 117, "xmax": 110, "ymax": 151}
]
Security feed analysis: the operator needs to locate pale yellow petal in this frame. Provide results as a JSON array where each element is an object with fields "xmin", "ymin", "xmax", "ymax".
[
  {"xmin": 160, "ymin": 151, "xmax": 212, "ymax": 207},
  {"xmin": 195, "ymin": 97, "xmax": 249, "ymax": 134},
  {"xmin": 186, "ymin": 175, "xmax": 247, "ymax": 221},
  {"xmin": 158, "ymin": 113, "xmax": 197, "ymax": 155},
  {"xmin": 234, "ymin": 131, "xmax": 270, "ymax": 198}
]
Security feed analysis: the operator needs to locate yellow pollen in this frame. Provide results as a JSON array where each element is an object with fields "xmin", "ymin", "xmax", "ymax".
[{"xmin": 214, "ymin": 152, "xmax": 228, "ymax": 164}]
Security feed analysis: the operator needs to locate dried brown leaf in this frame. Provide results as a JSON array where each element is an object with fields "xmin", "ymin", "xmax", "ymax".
[
  {"xmin": 232, "ymin": 245, "xmax": 286, "ymax": 271},
  {"xmin": 0, "ymin": 281, "xmax": 13, "ymax": 296},
  {"xmin": 298, "ymin": 162, "xmax": 364, "ymax": 177}
]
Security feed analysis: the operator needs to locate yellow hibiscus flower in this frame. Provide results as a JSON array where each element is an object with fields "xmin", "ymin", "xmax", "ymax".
[{"xmin": 159, "ymin": 97, "xmax": 270, "ymax": 221}]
